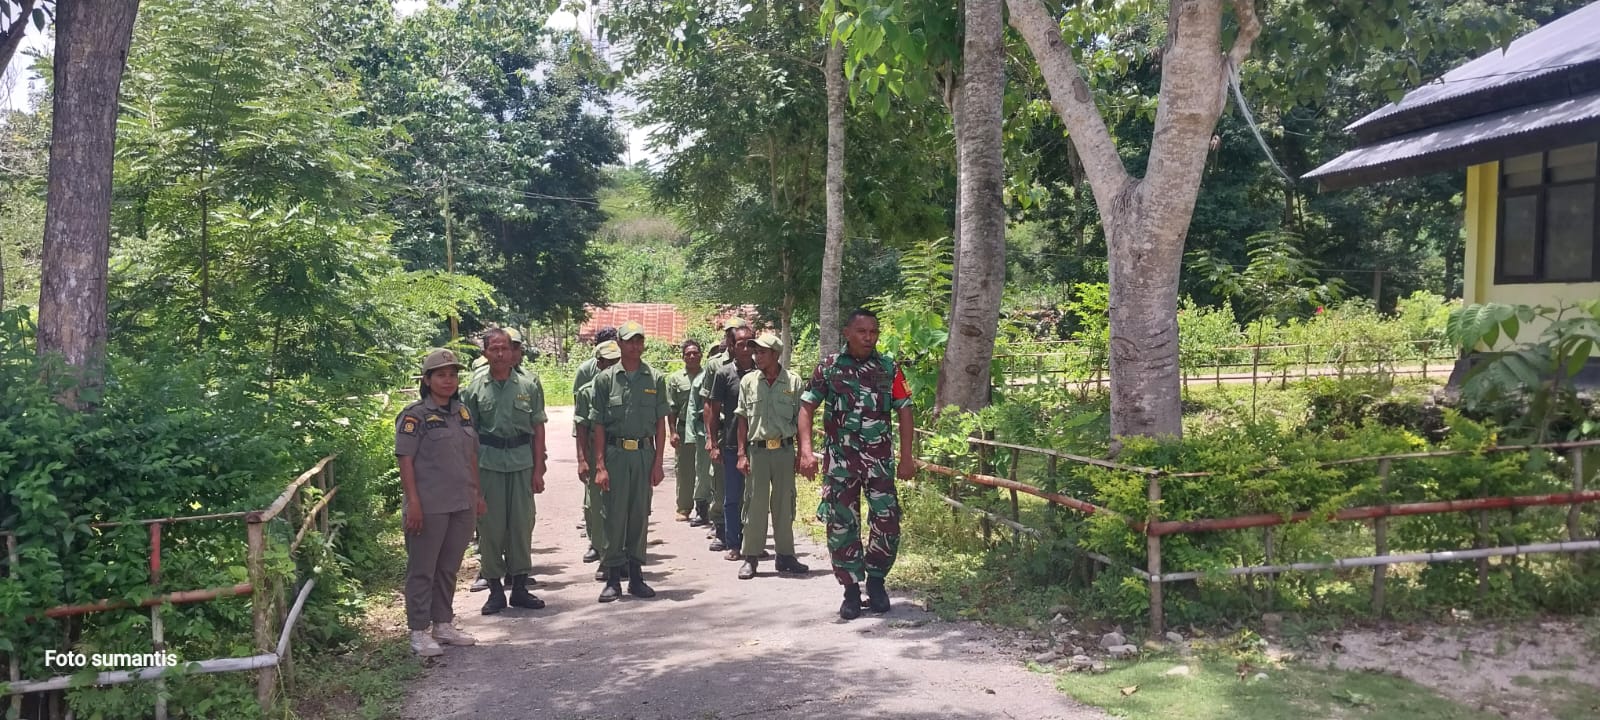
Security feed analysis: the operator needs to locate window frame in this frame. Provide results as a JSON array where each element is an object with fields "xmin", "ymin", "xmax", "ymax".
[{"xmin": 1494, "ymin": 142, "xmax": 1600, "ymax": 285}]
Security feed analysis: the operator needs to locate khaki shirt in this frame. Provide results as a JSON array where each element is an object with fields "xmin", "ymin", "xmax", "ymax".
[
  {"xmin": 589, "ymin": 362, "xmax": 670, "ymax": 441},
  {"xmin": 737, "ymin": 368, "xmax": 802, "ymax": 442},
  {"xmin": 462, "ymin": 367, "xmax": 545, "ymax": 472},
  {"xmin": 394, "ymin": 396, "xmax": 477, "ymax": 514},
  {"xmin": 667, "ymin": 367, "xmax": 705, "ymax": 443}
]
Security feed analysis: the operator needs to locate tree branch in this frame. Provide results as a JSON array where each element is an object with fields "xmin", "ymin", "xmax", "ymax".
[
  {"xmin": 1226, "ymin": 0, "xmax": 1263, "ymax": 73},
  {"xmin": 0, "ymin": 0, "xmax": 40, "ymax": 81},
  {"xmin": 1005, "ymin": 0, "xmax": 1129, "ymax": 209}
]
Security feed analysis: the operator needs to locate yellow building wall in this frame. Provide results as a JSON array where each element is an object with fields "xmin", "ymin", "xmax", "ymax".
[{"xmin": 1463, "ymin": 162, "xmax": 1600, "ymax": 349}]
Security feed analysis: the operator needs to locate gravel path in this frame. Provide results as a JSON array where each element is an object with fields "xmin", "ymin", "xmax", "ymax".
[{"xmin": 402, "ymin": 406, "xmax": 1104, "ymax": 720}]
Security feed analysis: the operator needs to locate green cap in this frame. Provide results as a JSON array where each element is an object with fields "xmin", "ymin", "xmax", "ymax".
[
  {"xmin": 471, "ymin": 355, "xmax": 488, "ymax": 369},
  {"xmin": 595, "ymin": 340, "xmax": 621, "ymax": 360},
  {"xmin": 752, "ymin": 332, "xmax": 782, "ymax": 353},
  {"xmin": 618, "ymin": 320, "xmax": 645, "ymax": 340},
  {"xmin": 420, "ymin": 348, "xmax": 466, "ymax": 374},
  {"xmin": 722, "ymin": 316, "xmax": 748, "ymax": 331},
  {"xmin": 504, "ymin": 327, "xmax": 524, "ymax": 345}
]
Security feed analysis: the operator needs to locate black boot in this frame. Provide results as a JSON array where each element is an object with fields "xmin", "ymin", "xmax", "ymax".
[
  {"xmin": 470, "ymin": 574, "xmax": 489, "ymax": 592},
  {"xmin": 627, "ymin": 561, "xmax": 656, "ymax": 598},
  {"xmin": 481, "ymin": 578, "xmax": 507, "ymax": 615},
  {"xmin": 509, "ymin": 574, "xmax": 545, "ymax": 609},
  {"xmin": 866, "ymin": 577, "xmax": 890, "ymax": 613},
  {"xmin": 582, "ymin": 546, "xmax": 600, "ymax": 563},
  {"xmin": 689, "ymin": 500, "xmax": 710, "ymax": 527},
  {"xmin": 738, "ymin": 556, "xmax": 759, "ymax": 580},
  {"xmin": 594, "ymin": 567, "xmax": 608, "ymax": 582},
  {"xmin": 839, "ymin": 583, "xmax": 862, "ymax": 620},
  {"xmin": 776, "ymin": 554, "xmax": 810, "ymax": 574},
  {"xmin": 598, "ymin": 567, "xmax": 623, "ymax": 603},
  {"xmin": 708, "ymin": 524, "xmax": 727, "ymax": 552}
]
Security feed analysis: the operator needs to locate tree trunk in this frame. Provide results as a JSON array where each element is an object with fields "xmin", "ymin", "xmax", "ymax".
[
  {"xmin": 1007, "ymin": 0, "xmax": 1261, "ymax": 438},
  {"xmin": 818, "ymin": 37, "xmax": 846, "ymax": 360},
  {"xmin": 35, "ymin": 0, "xmax": 142, "ymax": 401},
  {"xmin": 780, "ymin": 246, "xmax": 796, "ymax": 371},
  {"xmin": 934, "ymin": 0, "xmax": 1006, "ymax": 414}
]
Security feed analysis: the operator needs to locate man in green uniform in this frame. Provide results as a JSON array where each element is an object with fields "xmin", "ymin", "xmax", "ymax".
[
  {"xmin": 590, "ymin": 320, "xmax": 670, "ymax": 603},
  {"xmin": 574, "ymin": 340, "xmax": 620, "ymax": 582},
  {"xmin": 575, "ymin": 326, "xmax": 618, "ymax": 564},
  {"xmin": 704, "ymin": 316, "xmax": 747, "ymax": 371},
  {"xmin": 462, "ymin": 327, "xmax": 547, "ymax": 614},
  {"xmin": 667, "ymin": 340, "xmax": 707, "ymax": 523},
  {"xmin": 735, "ymin": 332, "xmax": 811, "ymax": 580}
]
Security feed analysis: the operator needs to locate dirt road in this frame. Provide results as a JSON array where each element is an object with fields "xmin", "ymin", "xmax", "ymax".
[{"xmin": 402, "ymin": 405, "xmax": 1103, "ymax": 720}]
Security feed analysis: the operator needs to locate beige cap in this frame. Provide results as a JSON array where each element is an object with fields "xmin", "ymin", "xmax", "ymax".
[
  {"xmin": 722, "ymin": 316, "xmax": 748, "ymax": 331},
  {"xmin": 420, "ymin": 348, "xmax": 466, "ymax": 374},
  {"xmin": 752, "ymin": 332, "xmax": 782, "ymax": 353},
  {"xmin": 618, "ymin": 320, "xmax": 646, "ymax": 340},
  {"xmin": 594, "ymin": 340, "xmax": 621, "ymax": 360}
]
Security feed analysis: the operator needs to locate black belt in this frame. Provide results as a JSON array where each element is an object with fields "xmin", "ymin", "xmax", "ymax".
[
  {"xmin": 479, "ymin": 432, "xmax": 532, "ymax": 449},
  {"xmin": 607, "ymin": 436, "xmax": 655, "ymax": 450},
  {"xmin": 749, "ymin": 437, "xmax": 795, "ymax": 449}
]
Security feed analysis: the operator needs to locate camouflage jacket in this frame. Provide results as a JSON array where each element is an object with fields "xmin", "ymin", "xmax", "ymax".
[{"xmin": 800, "ymin": 349, "xmax": 912, "ymax": 460}]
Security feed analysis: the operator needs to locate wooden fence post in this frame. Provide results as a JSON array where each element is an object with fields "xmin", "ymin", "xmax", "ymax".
[
  {"xmin": 1147, "ymin": 473, "xmax": 1164, "ymax": 637},
  {"xmin": 7, "ymin": 534, "xmax": 19, "ymax": 720},
  {"xmin": 1008, "ymin": 448, "xmax": 1021, "ymax": 545},
  {"xmin": 1046, "ymin": 455, "xmax": 1059, "ymax": 523},
  {"xmin": 1372, "ymin": 458, "xmax": 1392, "ymax": 618},
  {"xmin": 1263, "ymin": 526, "xmax": 1276, "ymax": 609},
  {"xmin": 1475, "ymin": 510, "xmax": 1490, "ymax": 599},
  {"xmin": 1570, "ymin": 449, "xmax": 1586, "ymax": 541},
  {"xmin": 247, "ymin": 519, "xmax": 275, "ymax": 710}
]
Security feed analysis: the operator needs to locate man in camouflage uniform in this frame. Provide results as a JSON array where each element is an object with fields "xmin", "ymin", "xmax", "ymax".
[
  {"xmin": 798, "ymin": 308, "xmax": 916, "ymax": 620},
  {"xmin": 462, "ymin": 327, "xmax": 547, "ymax": 614},
  {"xmin": 574, "ymin": 340, "xmax": 620, "ymax": 582},
  {"xmin": 574, "ymin": 326, "xmax": 618, "ymax": 564},
  {"xmin": 590, "ymin": 320, "xmax": 670, "ymax": 603}
]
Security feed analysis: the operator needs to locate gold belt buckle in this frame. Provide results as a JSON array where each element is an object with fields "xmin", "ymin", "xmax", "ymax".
[
  {"xmin": 765, "ymin": 438, "xmax": 782, "ymax": 450},
  {"xmin": 622, "ymin": 439, "xmax": 639, "ymax": 451}
]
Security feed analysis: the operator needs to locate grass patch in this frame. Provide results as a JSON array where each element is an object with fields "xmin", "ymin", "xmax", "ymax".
[
  {"xmin": 1054, "ymin": 659, "xmax": 1500, "ymax": 720},
  {"xmin": 291, "ymin": 526, "xmax": 419, "ymax": 720},
  {"xmin": 1510, "ymin": 675, "xmax": 1600, "ymax": 719}
]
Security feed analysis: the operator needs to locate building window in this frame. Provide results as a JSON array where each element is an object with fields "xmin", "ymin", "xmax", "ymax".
[{"xmin": 1496, "ymin": 142, "xmax": 1598, "ymax": 284}]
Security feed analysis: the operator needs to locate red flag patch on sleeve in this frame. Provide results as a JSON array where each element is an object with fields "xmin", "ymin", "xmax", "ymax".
[{"xmin": 891, "ymin": 366, "xmax": 911, "ymax": 401}]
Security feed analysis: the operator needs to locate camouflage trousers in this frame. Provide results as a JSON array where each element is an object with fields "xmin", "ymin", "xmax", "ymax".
[{"xmin": 815, "ymin": 449, "xmax": 900, "ymax": 585}]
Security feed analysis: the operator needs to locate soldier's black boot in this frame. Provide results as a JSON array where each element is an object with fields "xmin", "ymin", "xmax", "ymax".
[
  {"xmin": 594, "ymin": 566, "xmax": 608, "ymax": 582},
  {"xmin": 582, "ymin": 546, "xmax": 600, "ymax": 563},
  {"xmin": 481, "ymin": 578, "xmax": 507, "ymax": 615},
  {"xmin": 738, "ymin": 556, "xmax": 759, "ymax": 580},
  {"xmin": 839, "ymin": 583, "xmax": 862, "ymax": 620},
  {"xmin": 689, "ymin": 500, "xmax": 710, "ymax": 527},
  {"xmin": 470, "ymin": 574, "xmax": 489, "ymax": 592},
  {"xmin": 627, "ymin": 561, "xmax": 656, "ymax": 598},
  {"xmin": 598, "ymin": 567, "xmax": 623, "ymax": 603},
  {"xmin": 708, "ymin": 524, "xmax": 727, "ymax": 552},
  {"xmin": 865, "ymin": 577, "xmax": 891, "ymax": 613},
  {"xmin": 509, "ymin": 574, "xmax": 545, "ymax": 609},
  {"xmin": 775, "ymin": 554, "xmax": 810, "ymax": 574}
]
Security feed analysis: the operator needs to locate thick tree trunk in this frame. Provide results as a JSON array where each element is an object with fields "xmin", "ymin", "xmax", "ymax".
[
  {"xmin": 818, "ymin": 38, "xmax": 846, "ymax": 360},
  {"xmin": 1008, "ymin": 0, "xmax": 1260, "ymax": 438},
  {"xmin": 934, "ymin": 0, "xmax": 1005, "ymax": 414},
  {"xmin": 35, "ymin": 0, "xmax": 141, "ymax": 399}
]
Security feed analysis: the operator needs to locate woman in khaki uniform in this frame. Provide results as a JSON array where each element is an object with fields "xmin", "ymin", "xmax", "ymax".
[{"xmin": 396, "ymin": 348, "xmax": 486, "ymax": 657}]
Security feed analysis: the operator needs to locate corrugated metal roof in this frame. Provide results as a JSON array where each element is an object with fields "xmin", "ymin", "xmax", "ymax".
[
  {"xmin": 1304, "ymin": 88, "xmax": 1600, "ymax": 190},
  {"xmin": 1346, "ymin": 1, "xmax": 1600, "ymax": 143}
]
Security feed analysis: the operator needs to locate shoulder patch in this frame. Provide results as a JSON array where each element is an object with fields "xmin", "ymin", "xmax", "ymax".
[
  {"xmin": 400, "ymin": 416, "xmax": 419, "ymax": 435},
  {"xmin": 458, "ymin": 406, "xmax": 472, "ymax": 425}
]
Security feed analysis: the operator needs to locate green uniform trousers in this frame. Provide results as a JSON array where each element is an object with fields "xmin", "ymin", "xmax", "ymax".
[
  {"xmin": 674, "ymin": 442, "xmax": 699, "ymax": 515},
  {"xmin": 601, "ymin": 441, "xmax": 654, "ymax": 568},
  {"xmin": 477, "ymin": 469, "xmax": 534, "ymax": 579},
  {"xmin": 741, "ymin": 444, "xmax": 797, "ymax": 557},
  {"xmin": 695, "ymin": 444, "xmax": 722, "ymax": 520},
  {"xmin": 583, "ymin": 470, "xmax": 608, "ymax": 555}
]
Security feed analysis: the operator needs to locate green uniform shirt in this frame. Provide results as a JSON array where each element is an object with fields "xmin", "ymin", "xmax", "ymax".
[
  {"xmin": 590, "ymin": 362, "xmax": 670, "ymax": 440},
  {"xmin": 667, "ymin": 367, "xmax": 706, "ymax": 443},
  {"xmin": 736, "ymin": 367, "xmax": 802, "ymax": 441},
  {"xmin": 573, "ymin": 357, "xmax": 599, "ymax": 397},
  {"xmin": 573, "ymin": 380, "xmax": 596, "ymax": 465},
  {"xmin": 462, "ymin": 366, "xmax": 546, "ymax": 472}
]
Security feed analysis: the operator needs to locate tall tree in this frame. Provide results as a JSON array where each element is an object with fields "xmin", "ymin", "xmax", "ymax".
[
  {"xmin": 0, "ymin": 0, "xmax": 48, "ymax": 80},
  {"xmin": 820, "ymin": 36, "xmax": 847, "ymax": 358},
  {"xmin": 34, "ymin": 0, "xmax": 139, "ymax": 398},
  {"xmin": 934, "ymin": 0, "xmax": 1006, "ymax": 412}
]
